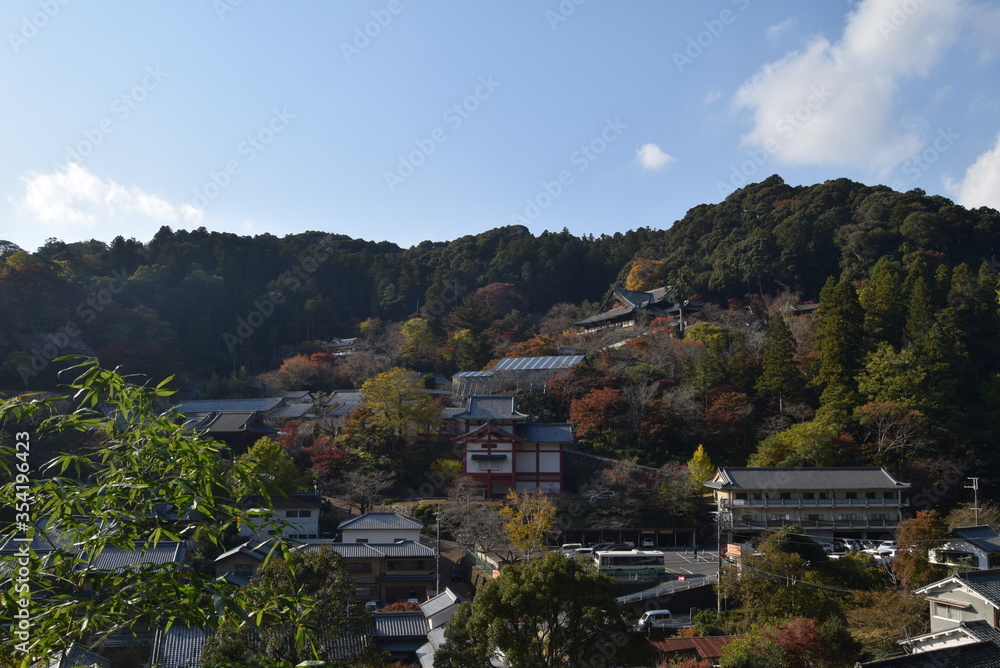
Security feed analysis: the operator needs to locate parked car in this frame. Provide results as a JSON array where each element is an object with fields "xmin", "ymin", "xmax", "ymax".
[
  {"xmin": 815, "ymin": 541, "xmax": 835, "ymax": 554},
  {"xmin": 574, "ymin": 547, "xmax": 594, "ymax": 556},
  {"xmin": 635, "ymin": 609, "xmax": 673, "ymax": 630},
  {"xmin": 833, "ymin": 538, "xmax": 859, "ymax": 553},
  {"xmin": 589, "ymin": 490, "xmax": 617, "ymax": 502},
  {"xmin": 641, "ymin": 538, "xmax": 655, "ymax": 548},
  {"xmin": 560, "ymin": 543, "xmax": 583, "ymax": 552}
]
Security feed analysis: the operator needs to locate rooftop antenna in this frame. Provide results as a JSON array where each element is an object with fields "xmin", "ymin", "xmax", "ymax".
[{"xmin": 965, "ymin": 478, "xmax": 981, "ymax": 525}]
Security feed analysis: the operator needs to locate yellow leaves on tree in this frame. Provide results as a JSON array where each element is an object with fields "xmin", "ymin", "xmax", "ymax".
[{"xmin": 624, "ymin": 258, "xmax": 665, "ymax": 292}]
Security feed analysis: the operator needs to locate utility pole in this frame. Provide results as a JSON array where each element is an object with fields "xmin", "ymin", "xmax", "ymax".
[
  {"xmin": 435, "ymin": 510, "xmax": 441, "ymax": 597},
  {"xmin": 716, "ymin": 510, "xmax": 723, "ymax": 615},
  {"xmin": 966, "ymin": 478, "xmax": 981, "ymax": 525}
]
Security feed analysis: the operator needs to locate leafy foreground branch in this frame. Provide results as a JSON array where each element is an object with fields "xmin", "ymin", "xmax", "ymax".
[{"xmin": 0, "ymin": 359, "xmax": 379, "ymax": 667}]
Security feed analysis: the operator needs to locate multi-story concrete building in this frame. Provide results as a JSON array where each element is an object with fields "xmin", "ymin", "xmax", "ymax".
[{"xmin": 704, "ymin": 467, "xmax": 910, "ymax": 543}]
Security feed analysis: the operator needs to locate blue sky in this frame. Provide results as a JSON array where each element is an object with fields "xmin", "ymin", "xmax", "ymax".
[{"xmin": 3, "ymin": 0, "xmax": 1000, "ymax": 253}]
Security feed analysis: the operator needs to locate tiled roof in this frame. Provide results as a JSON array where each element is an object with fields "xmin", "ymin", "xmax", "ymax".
[
  {"xmin": 490, "ymin": 355, "xmax": 585, "ymax": 372},
  {"xmin": 191, "ymin": 410, "xmax": 276, "ymax": 434},
  {"xmin": 420, "ymin": 589, "xmax": 463, "ymax": 619},
  {"xmin": 861, "ymin": 621, "xmax": 1000, "ymax": 666},
  {"xmin": 377, "ymin": 639, "xmax": 426, "ymax": 654},
  {"xmin": 316, "ymin": 542, "xmax": 385, "ymax": 559},
  {"xmin": 651, "ymin": 636, "xmax": 732, "ymax": 659},
  {"xmin": 268, "ymin": 403, "xmax": 314, "ymax": 419},
  {"xmin": 338, "ymin": 512, "xmax": 424, "ymax": 532},
  {"xmin": 51, "ymin": 643, "xmax": 110, "ymax": 668},
  {"xmin": 704, "ymin": 467, "xmax": 910, "ymax": 491},
  {"xmin": 516, "ymin": 423, "xmax": 574, "ymax": 443},
  {"xmin": 87, "ymin": 541, "xmax": 186, "ymax": 572},
  {"xmin": 952, "ymin": 526, "xmax": 1000, "ymax": 554},
  {"xmin": 377, "ymin": 541, "xmax": 435, "ymax": 558},
  {"xmin": 374, "ymin": 611, "xmax": 431, "ymax": 638},
  {"xmin": 149, "ymin": 624, "xmax": 206, "ymax": 668},
  {"xmin": 452, "ymin": 396, "xmax": 529, "ymax": 420},
  {"xmin": 956, "ymin": 569, "xmax": 1000, "ymax": 605},
  {"xmin": 174, "ymin": 398, "xmax": 284, "ymax": 414}
]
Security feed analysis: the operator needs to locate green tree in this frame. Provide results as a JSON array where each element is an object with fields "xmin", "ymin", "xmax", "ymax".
[
  {"xmin": 201, "ymin": 545, "xmax": 386, "ymax": 666},
  {"xmin": 436, "ymin": 551, "xmax": 631, "ymax": 668},
  {"xmin": 748, "ymin": 420, "xmax": 845, "ymax": 467},
  {"xmin": 399, "ymin": 317, "xmax": 438, "ymax": 369},
  {"xmin": 687, "ymin": 444, "xmax": 716, "ymax": 487},
  {"xmin": 232, "ymin": 436, "xmax": 298, "ymax": 498},
  {"xmin": 358, "ymin": 367, "xmax": 440, "ymax": 448},
  {"xmin": 815, "ymin": 277, "xmax": 864, "ymax": 421},
  {"xmin": 0, "ymin": 359, "xmax": 275, "ymax": 664},
  {"xmin": 499, "ymin": 488, "xmax": 558, "ymax": 560},
  {"xmin": 859, "ymin": 258, "xmax": 905, "ymax": 347},
  {"xmin": 756, "ymin": 314, "xmax": 802, "ymax": 412}
]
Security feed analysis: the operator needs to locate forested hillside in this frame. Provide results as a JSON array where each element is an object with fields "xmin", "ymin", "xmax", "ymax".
[{"xmin": 4, "ymin": 174, "xmax": 1000, "ymax": 491}]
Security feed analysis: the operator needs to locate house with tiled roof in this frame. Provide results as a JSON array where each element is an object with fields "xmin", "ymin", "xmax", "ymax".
[
  {"xmin": 704, "ymin": 467, "xmax": 910, "ymax": 543},
  {"xmin": 857, "ymin": 569, "xmax": 1000, "ymax": 666},
  {"xmin": 44, "ymin": 643, "xmax": 110, "ymax": 668},
  {"xmin": 930, "ymin": 525, "xmax": 1000, "ymax": 571},
  {"xmin": 338, "ymin": 512, "xmax": 425, "ymax": 543},
  {"xmin": 651, "ymin": 636, "xmax": 733, "ymax": 664},
  {"xmin": 239, "ymin": 492, "xmax": 322, "ymax": 540},
  {"xmin": 451, "ymin": 355, "xmax": 585, "ymax": 399},
  {"xmin": 148, "ymin": 624, "xmax": 206, "ymax": 668},
  {"xmin": 416, "ymin": 589, "xmax": 466, "ymax": 668},
  {"xmin": 453, "ymin": 395, "xmax": 572, "ymax": 499}
]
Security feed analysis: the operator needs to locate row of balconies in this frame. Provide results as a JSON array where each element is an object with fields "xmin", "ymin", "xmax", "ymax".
[
  {"xmin": 730, "ymin": 516, "xmax": 900, "ymax": 529},
  {"xmin": 723, "ymin": 497, "xmax": 903, "ymax": 507}
]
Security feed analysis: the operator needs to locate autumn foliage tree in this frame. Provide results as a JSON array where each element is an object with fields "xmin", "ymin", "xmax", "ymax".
[
  {"xmin": 625, "ymin": 258, "xmax": 665, "ymax": 292},
  {"xmin": 570, "ymin": 387, "xmax": 624, "ymax": 447},
  {"xmin": 893, "ymin": 509, "xmax": 949, "ymax": 591}
]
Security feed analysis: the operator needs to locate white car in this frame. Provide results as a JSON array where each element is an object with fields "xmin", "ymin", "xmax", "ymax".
[
  {"xmin": 641, "ymin": 538, "xmax": 655, "ymax": 548},
  {"xmin": 589, "ymin": 490, "xmax": 617, "ymax": 502},
  {"xmin": 635, "ymin": 609, "xmax": 673, "ymax": 630}
]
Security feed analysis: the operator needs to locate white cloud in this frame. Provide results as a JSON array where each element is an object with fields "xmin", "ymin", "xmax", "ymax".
[
  {"xmin": 635, "ymin": 143, "xmax": 676, "ymax": 171},
  {"xmin": 766, "ymin": 17, "xmax": 797, "ymax": 41},
  {"xmin": 703, "ymin": 89, "xmax": 724, "ymax": 105},
  {"xmin": 16, "ymin": 163, "xmax": 203, "ymax": 230},
  {"xmin": 947, "ymin": 133, "xmax": 1000, "ymax": 211},
  {"xmin": 733, "ymin": 0, "xmax": 968, "ymax": 173}
]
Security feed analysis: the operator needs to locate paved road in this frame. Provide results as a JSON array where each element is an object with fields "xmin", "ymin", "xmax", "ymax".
[{"xmin": 662, "ymin": 549, "xmax": 720, "ymax": 580}]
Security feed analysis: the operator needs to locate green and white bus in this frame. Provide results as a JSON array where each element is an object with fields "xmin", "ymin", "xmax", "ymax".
[{"xmin": 593, "ymin": 550, "xmax": 669, "ymax": 577}]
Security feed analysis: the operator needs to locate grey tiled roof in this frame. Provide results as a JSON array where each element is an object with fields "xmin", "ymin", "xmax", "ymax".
[
  {"xmin": 420, "ymin": 589, "xmax": 464, "ymax": 618},
  {"xmin": 952, "ymin": 526, "xmax": 1000, "ymax": 554},
  {"xmin": 174, "ymin": 398, "xmax": 284, "ymax": 414},
  {"xmin": 191, "ymin": 410, "xmax": 276, "ymax": 434},
  {"xmin": 149, "ymin": 624, "xmax": 206, "ymax": 668},
  {"xmin": 704, "ymin": 467, "xmax": 910, "ymax": 491},
  {"xmin": 315, "ymin": 542, "xmax": 385, "ymax": 559},
  {"xmin": 490, "ymin": 355, "xmax": 585, "ymax": 371},
  {"xmin": 376, "ymin": 541, "xmax": 436, "ymax": 558},
  {"xmin": 374, "ymin": 611, "xmax": 430, "ymax": 637},
  {"xmin": 87, "ymin": 541, "xmax": 186, "ymax": 572},
  {"xmin": 956, "ymin": 569, "xmax": 1000, "ymax": 605},
  {"xmin": 52, "ymin": 643, "xmax": 110, "ymax": 668},
  {"xmin": 861, "ymin": 621, "xmax": 1000, "ymax": 667},
  {"xmin": 516, "ymin": 423, "xmax": 574, "ymax": 443},
  {"xmin": 339, "ymin": 512, "xmax": 424, "ymax": 532},
  {"xmin": 452, "ymin": 396, "xmax": 528, "ymax": 420}
]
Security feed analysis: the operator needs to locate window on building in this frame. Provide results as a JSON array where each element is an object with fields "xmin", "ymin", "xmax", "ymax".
[
  {"xmin": 866, "ymin": 492, "xmax": 876, "ymax": 499},
  {"xmin": 299, "ymin": 510, "xmax": 311, "ymax": 518},
  {"xmin": 871, "ymin": 513, "xmax": 889, "ymax": 521},
  {"xmin": 806, "ymin": 514, "xmax": 821, "ymax": 522},
  {"xmin": 883, "ymin": 492, "xmax": 897, "ymax": 499},
  {"xmin": 819, "ymin": 492, "xmax": 828, "ymax": 499},
  {"xmin": 348, "ymin": 562, "xmax": 372, "ymax": 573},
  {"xmin": 802, "ymin": 492, "xmax": 815, "ymax": 500},
  {"xmin": 934, "ymin": 602, "xmax": 963, "ymax": 621},
  {"xmin": 286, "ymin": 510, "xmax": 299, "ymax": 518},
  {"xmin": 478, "ymin": 460, "xmax": 503, "ymax": 471},
  {"xmin": 780, "ymin": 493, "xmax": 791, "ymax": 500},
  {"xmin": 753, "ymin": 493, "xmax": 763, "ymax": 500},
  {"xmin": 355, "ymin": 538, "xmax": 368, "ymax": 544},
  {"xmin": 845, "ymin": 492, "xmax": 858, "ymax": 499},
  {"xmin": 837, "ymin": 514, "xmax": 858, "ymax": 521}
]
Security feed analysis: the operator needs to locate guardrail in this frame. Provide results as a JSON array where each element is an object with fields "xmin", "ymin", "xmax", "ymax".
[{"xmin": 616, "ymin": 573, "xmax": 718, "ymax": 604}]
